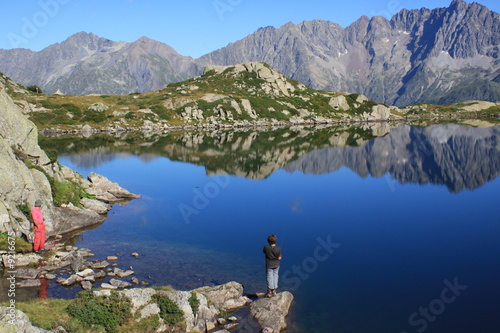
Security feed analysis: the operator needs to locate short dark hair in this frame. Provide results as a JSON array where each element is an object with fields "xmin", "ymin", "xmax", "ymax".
[{"xmin": 267, "ymin": 234, "xmax": 277, "ymax": 245}]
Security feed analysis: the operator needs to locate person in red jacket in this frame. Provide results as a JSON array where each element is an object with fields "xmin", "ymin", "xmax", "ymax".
[{"xmin": 31, "ymin": 200, "xmax": 46, "ymax": 253}]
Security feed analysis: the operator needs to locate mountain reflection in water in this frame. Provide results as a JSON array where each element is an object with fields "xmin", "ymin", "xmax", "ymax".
[{"xmin": 41, "ymin": 123, "xmax": 500, "ymax": 192}]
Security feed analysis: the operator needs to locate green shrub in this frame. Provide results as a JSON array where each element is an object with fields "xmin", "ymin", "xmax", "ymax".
[
  {"xmin": 16, "ymin": 203, "xmax": 31, "ymax": 220},
  {"xmin": 27, "ymin": 85, "xmax": 43, "ymax": 94},
  {"xmin": 50, "ymin": 177, "xmax": 92, "ymax": 207},
  {"xmin": 39, "ymin": 99, "xmax": 61, "ymax": 109},
  {"xmin": 188, "ymin": 293, "xmax": 200, "ymax": 314},
  {"xmin": 152, "ymin": 293, "xmax": 184, "ymax": 325},
  {"xmin": 124, "ymin": 111, "xmax": 136, "ymax": 119},
  {"xmin": 81, "ymin": 111, "xmax": 107, "ymax": 123},
  {"xmin": 0, "ymin": 230, "xmax": 33, "ymax": 253},
  {"xmin": 151, "ymin": 105, "xmax": 170, "ymax": 120},
  {"xmin": 67, "ymin": 290, "xmax": 132, "ymax": 333}
]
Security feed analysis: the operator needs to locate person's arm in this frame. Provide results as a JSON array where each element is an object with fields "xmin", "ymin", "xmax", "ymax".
[{"xmin": 32, "ymin": 209, "xmax": 43, "ymax": 228}]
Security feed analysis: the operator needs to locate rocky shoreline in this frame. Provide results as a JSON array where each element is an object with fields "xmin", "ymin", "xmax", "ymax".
[
  {"xmin": 1, "ymin": 243, "xmax": 294, "ymax": 333},
  {"xmin": 38, "ymin": 112, "xmax": 498, "ymax": 137}
]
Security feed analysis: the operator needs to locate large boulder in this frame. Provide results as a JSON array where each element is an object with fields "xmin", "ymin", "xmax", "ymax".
[
  {"xmin": 87, "ymin": 102, "xmax": 108, "ymax": 112},
  {"xmin": 250, "ymin": 291, "xmax": 294, "ymax": 332},
  {"xmin": 192, "ymin": 281, "xmax": 247, "ymax": 310},
  {"xmin": 85, "ymin": 172, "xmax": 141, "ymax": 203},
  {"xmin": 329, "ymin": 95, "xmax": 350, "ymax": 111}
]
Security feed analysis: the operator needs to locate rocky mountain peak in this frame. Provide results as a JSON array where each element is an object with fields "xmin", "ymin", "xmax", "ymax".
[{"xmin": 0, "ymin": 1, "xmax": 497, "ymax": 105}]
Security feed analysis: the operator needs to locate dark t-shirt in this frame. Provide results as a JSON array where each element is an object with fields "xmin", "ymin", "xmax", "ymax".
[{"xmin": 263, "ymin": 244, "xmax": 281, "ymax": 269}]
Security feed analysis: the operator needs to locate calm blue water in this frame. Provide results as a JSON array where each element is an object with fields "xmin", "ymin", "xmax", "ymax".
[{"xmin": 50, "ymin": 124, "xmax": 499, "ymax": 332}]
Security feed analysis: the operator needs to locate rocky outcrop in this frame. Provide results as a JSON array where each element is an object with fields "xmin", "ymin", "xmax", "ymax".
[
  {"xmin": 250, "ymin": 291, "xmax": 294, "ymax": 332},
  {"xmin": 0, "ymin": 279, "xmax": 294, "ymax": 333},
  {"xmin": 0, "ymin": 73, "xmax": 140, "ymax": 242},
  {"xmin": 87, "ymin": 102, "xmax": 108, "ymax": 112},
  {"xmin": 91, "ymin": 282, "xmax": 291, "ymax": 333}
]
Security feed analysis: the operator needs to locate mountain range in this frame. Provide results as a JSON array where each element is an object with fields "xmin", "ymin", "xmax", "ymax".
[{"xmin": 0, "ymin": 0, "xmax": 498, "ymax": 106}]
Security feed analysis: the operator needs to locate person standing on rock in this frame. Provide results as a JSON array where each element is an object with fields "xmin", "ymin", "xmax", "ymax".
[
  {"xmin": 263, "ymin": 234, "xmax": 282, "ymax": 297},
  {"xmin": 31, "ymin": 200, "xmax": 46, "ymax": 253}
]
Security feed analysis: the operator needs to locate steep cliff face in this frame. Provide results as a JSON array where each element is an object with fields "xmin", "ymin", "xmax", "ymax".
[
  {"xmin": 0, "ymin": 73, "xmax": 57, "ymax": 236},
  {"xmin": 0, "ymin": 73, "xmax": 113, "ymax": 239}
]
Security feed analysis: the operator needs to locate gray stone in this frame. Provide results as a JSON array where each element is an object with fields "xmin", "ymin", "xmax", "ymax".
[
  {"xmin": 121, "ymin": 288, "xmax": 157, "ymax": 313},
  {"xmin": 2, "ymin": 253, "xmax": 42, "ymax": 267},
  {"xmin": 193, "ymin": 281, "xmax": 246, "ymax": 310},
  {"xmin": 224, "ymin": 323, "xmax": 240, "ymax": 330},
  {"xmin": 101, "ymin": 283, "xmax": 118, "ymax": 289},
  {"xmin": 109, "ymin": 278, "xmax": 132, "ymax": 288},
  {"xmin": 16, "ymin": 279, "xmax": 41, "ymax": 288},
  {"xmin": 206, "ymin": 322, "xmax": 216, "ymax": 331},
  {"xmin": 114, "ymin": 267, "xmax": 134, "ymax": 278},
  {"xmin": 15, "ymin": 268, "xmax": 41, "ymax": 279},
  {"xmin": 91, "ymin": 260, "xmax": 110, "ymax": 269},
  {"xmin": 80, "ymin": 198, "xmax": 110, "ymax": 214},
  {"xmin": 329, "ymin": 95, "xmax": 350, "ymax": 111},
  {"xmin": 70, "ymin": 253, "xmax": 85, "ymax": 272},
  {"xmin": 87, "ymin": 173, "xmax": 141, "ymax": 203},
  {"xmin": 45, "ymin": 273, "xmax": 57, "ymax": 280},
  {"xmin": 76, "ymin": 268, "xmax": 94, "ymax": 277},
  {"xmin": 61, "ymin": 274, "xmax": 81, "ymax": 286},
  {"xmin": 81, "ymin": 281, "xmax": 92, "ymax": 290},
  {"xmin": 88, "ymin": 102, "xmax": 109, "ymax": 112},
  {"xmin": 249, "ymin": 291, "xmax": 294, "ymax": 332},
  {"xmin": 138, "ymin": 303, "xmax": 160, "ymax": 321}
]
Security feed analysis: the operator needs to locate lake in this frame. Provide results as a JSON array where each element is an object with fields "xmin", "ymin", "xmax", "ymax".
[{"xmin": 40, "ymin": 123, "xmax": 500, "ymax": 332}]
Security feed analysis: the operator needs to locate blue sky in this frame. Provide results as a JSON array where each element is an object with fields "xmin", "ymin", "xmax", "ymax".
[{"xmin": 1, "ymin": 0, "xmax": 498, "ymax": 58}]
